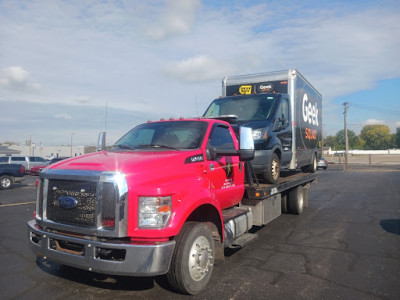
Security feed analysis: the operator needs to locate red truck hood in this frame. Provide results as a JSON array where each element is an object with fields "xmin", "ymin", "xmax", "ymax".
[{"xmin": 47, "ymin": 150, "xmax": 202, "ymax": 176}]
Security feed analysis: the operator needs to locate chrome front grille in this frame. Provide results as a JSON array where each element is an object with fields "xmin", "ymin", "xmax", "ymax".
[
  {"xmin": 36, "ymin": 169, "xmax": 128, "ymax": 238},
  {"xmin": 46, "ymin": 179, "xmax": 97, "ymax": 227}
]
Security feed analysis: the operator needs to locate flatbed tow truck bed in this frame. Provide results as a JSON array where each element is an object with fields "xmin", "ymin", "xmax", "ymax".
[{"xmin": 245, "ymin": 169, "xmax": 318, "ymax": 200}]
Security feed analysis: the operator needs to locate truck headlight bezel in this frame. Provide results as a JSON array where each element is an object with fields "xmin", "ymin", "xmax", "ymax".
[
  {"xmin": 252, "ymin": 128, "xmax": 267, "ymax": 141},
  {"xmin": 138, "ymin": 196, "xmax": 172, "ymax": 229}
]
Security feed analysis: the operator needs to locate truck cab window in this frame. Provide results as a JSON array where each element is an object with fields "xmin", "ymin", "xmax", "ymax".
[
  {"xmin": 203, "ymin": 94, "xmax": 277, "ymax": 121},
  {"xmin": 208, "ymin": 125, "xmax": 235, "ymax": 151},
  {"xmin": 114, "ymin": 121, "xmax": 208, "ymax": 150},
  {"xmin": 277, "ymin": 99, "xmax": 289, "ymax": 127}
]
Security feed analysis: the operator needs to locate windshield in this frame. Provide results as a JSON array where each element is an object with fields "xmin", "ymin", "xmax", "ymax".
[
  {"xmin": 204, "ymin": 94, "xmax": 277, "ymax": 121},
  {"xmin": 113, "ymin": 121, "xmax": 208, "ymax": 150}
]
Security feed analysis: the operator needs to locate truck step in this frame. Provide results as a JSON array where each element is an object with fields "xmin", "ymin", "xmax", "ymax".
[
  {"xmin": 230, "ymin": 233, "xmax": 258, "ymax": 248},
  {"xmin": 222, "ymin": 207, "xmax": 249, "ymax": 223}
]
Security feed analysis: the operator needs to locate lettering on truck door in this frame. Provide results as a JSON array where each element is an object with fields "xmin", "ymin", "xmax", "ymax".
[{"xmin": 205, "ymin": 124, "xmax": 244, "ymax": 209}]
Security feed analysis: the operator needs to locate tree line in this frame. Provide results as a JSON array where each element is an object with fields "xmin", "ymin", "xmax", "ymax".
[{"xmin": 324, "ymin": 124, "xmax": 400, "ymax": 150}]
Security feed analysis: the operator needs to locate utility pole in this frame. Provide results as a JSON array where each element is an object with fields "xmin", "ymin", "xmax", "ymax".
[{"xmin": 343, "ymin": 102, "xmax": 349, "ymax": 170}]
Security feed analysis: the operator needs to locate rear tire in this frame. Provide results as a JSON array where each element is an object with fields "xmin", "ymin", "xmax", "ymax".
[
  {"xmin": 301, "ymin": 154, "xmax": 317, "ymax": 173},
  {"xmin": 263, "ymin": 153, "xmax": 280, "ymax": 184},
  {"xmin": 309, "ymin": 154, "xmax": 317, "ymax": 173},
  {"xmin": 0, "ymin": 175, "xmax": 13, "ymax": 190},
  {"xmin": 166, "ymin": 222, "xmax": 215, "ymax": 295},
  {"xmin": 288, "ymin": 186, "xmax": 304, "ymax": 215}
]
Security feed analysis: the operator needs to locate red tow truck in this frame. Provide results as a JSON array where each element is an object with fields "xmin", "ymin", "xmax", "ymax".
[{"xmin": 28, "ymin": 117, "xmax": 317, "ymax": 294}]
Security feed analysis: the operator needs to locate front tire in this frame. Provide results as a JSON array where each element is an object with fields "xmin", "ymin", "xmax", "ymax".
[
  {"xmin": 0, "ymin": 175, "xmax": 13, "ymax": 190},
  {"xmin": 263, "ymin": 153, "xmax": 280, "ymax": 184},
  {"xmin": 166, "ymin": 222, "xmax": 215, "ymax": 295}
]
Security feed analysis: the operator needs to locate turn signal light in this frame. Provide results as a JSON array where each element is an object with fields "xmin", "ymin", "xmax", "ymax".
[{"xmin": 102, "ymin": 217, "xmax": 115, "ymax": 228}]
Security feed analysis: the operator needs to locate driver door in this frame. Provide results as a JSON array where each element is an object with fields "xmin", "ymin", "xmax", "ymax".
[{"xmin": 205, "ymin": 124, "xmax": 244, "ymax": 209}]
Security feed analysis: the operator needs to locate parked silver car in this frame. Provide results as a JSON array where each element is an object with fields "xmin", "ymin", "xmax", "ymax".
[
  {"xmin": 317, "ymin": 157, "xmax": 328, "ymax": 170},
  {"xmin": 0, "ymin": 156, "xmax": 48, "ymax": 172}
]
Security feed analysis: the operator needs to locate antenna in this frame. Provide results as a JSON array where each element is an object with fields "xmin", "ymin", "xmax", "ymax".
[
  {"xmin": 195, "ymin": 96, "xmax": 198, "ymax": 116},
  {"xmin": 105, "ymin": 101, "xmax": 108, "ymax": 132}
]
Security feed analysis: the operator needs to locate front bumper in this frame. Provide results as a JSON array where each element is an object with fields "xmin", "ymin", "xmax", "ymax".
[
  {"xmin": 250, "ymin": 150, "xmax": 273, "ymax": 174},
  {"xmin": 28, "ymin": 220, "xmax": 175, "ymax": 277}
]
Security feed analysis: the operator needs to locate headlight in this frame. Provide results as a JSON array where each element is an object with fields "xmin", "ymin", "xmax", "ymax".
[
  {"xmin": 138, "ymin": 196, "xmax": 172, "ymax": 229},
  {"xmin": 252, "ymin": 128, "xmax": 267, "ymax": 140}
]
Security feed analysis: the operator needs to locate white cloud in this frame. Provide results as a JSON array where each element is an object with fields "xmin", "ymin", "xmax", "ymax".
[
  {"xmin": 0, "ymin": 66, "xmax": 41, "ymax": 92},
  {"xmin": 76, "ymin": 96, "xmax": 90, "ymax": 104},
  {"xmin": 395, "ymin": 121, "xmax": 400, "ymax": 127},
  {"xmin": 145, "ymin": 0, "xmax": 201, "ymax": 40},
  {"xmin": 364, "ymin": 119, "xmax": 385, "ymax": 125},
  {"xmin": 54, "ymin": 113, "xmax": 72, "ymax": 120},
  {"xmin": 163, "ymin": 55, "xmax": 235, "ymax": 82}
]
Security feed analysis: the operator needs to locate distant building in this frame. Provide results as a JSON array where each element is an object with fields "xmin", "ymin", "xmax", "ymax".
[
  {"xmin": 0, "ymin": 146, "xmax": 21, "ymax": 156},
  {"xmin": 0, "ymin": 145, "xmax": 84, "ymax": 159}
]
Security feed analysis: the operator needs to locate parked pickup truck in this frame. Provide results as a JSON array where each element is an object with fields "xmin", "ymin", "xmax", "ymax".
[
  {"xmin": 0, "ymin": 164, "xmax": 26, "ymax": 189},
  {"xmin": 28, "ymin": 118, "xmax": 317, "ymax": 294}
]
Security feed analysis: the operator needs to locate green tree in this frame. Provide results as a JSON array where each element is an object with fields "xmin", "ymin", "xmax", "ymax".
[
  {"xmin": 394, "ymin": 128, "xmax": 400, "ymax": 148},
  {"xmin": 359, "ymin": 124, "xmax": 392, "ymax": 150},
  {"xmin": 323, "ymin": 135, "xmax": 337, "ymax": 149},
  {"xmin": 334, "ymin": 129, "xmax": 361, "ymax": 150}
]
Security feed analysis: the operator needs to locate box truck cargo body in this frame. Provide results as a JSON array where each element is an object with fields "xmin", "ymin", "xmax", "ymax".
[{"xmin": 203, "ymin": 69, "xmax": 322, "ymax": 183}]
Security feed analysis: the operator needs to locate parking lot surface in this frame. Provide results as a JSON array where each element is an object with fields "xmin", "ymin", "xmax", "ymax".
[{"xmin": 0, "ymin": 165, "xmax": 399, "ymax": 299}]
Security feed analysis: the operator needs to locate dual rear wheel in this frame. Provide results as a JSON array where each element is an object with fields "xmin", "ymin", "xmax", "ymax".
[{"xmin": 282, "ymin": 185, "xmax": 308, "ymax": 215}]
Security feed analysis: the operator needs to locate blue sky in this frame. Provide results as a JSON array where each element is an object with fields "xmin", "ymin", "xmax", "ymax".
[{"xmin": 1, "ymin": 0, "xmax": 399, "ymax": 146}]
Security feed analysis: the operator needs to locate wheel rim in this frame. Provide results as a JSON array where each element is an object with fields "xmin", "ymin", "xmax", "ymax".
[
  {"xmin": 1, "ymin": 178, "xmax": 11, "ymax": 188},
  {"xmin": 272, "ymin": 158, "xmax": 279, "ymax": 180},
  {"xmin": 188, "ymin": 236, "xmax": 213, "ymax": 281}
]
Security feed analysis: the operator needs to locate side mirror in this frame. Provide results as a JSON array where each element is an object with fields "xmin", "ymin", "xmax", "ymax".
[
  {"xmin": 209, "ymin": 127, "xmax": 255, "ymax": 161},
  {"xmin": 97, "ymin": 132, "xmax": 106, "ymax": 151},
  {"xmin": 238, "ymin": 127, "xmax": 255, "ymax": 161},
  {"xmin": 273, "ymin": 117, "xmax": 285, "ymax": 131}
]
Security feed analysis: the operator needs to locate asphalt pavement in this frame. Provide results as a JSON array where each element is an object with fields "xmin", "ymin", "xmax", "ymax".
[{"xmin": 0, "ymin": 166, "xmax": 399, "ymax": 299}]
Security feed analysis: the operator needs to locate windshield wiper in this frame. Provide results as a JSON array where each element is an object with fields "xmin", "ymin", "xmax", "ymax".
[
  {"xmin": 113, "ymin": 144, "xmax": 137, "ymax": 150},
  {"xmin": 138, "ymin": 144, "xmax": 178, "ymax": 150}
]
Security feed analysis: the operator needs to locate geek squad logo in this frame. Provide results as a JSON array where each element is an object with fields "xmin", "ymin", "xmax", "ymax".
[
  {"xmin": 302, "ymin": 93, "xmax": 319, "ymax": 126},
  {"xmin": 302, "ymin": 93, "xmax": 319, "ymax": 142}
]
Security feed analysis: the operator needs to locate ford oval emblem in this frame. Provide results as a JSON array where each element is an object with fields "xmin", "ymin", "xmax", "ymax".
[{"xmin": 58, "ymin": 196, "xmax": 78, "ymax": 209}]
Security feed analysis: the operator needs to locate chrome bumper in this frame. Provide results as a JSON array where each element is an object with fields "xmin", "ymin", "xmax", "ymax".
[
  {"xmin": 28, "ymin": 220, "xmax": 175, "ymax": 276},
  {"xmin": 14, "ymin": 176, "xmax": 25, "ymax": 183}
]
